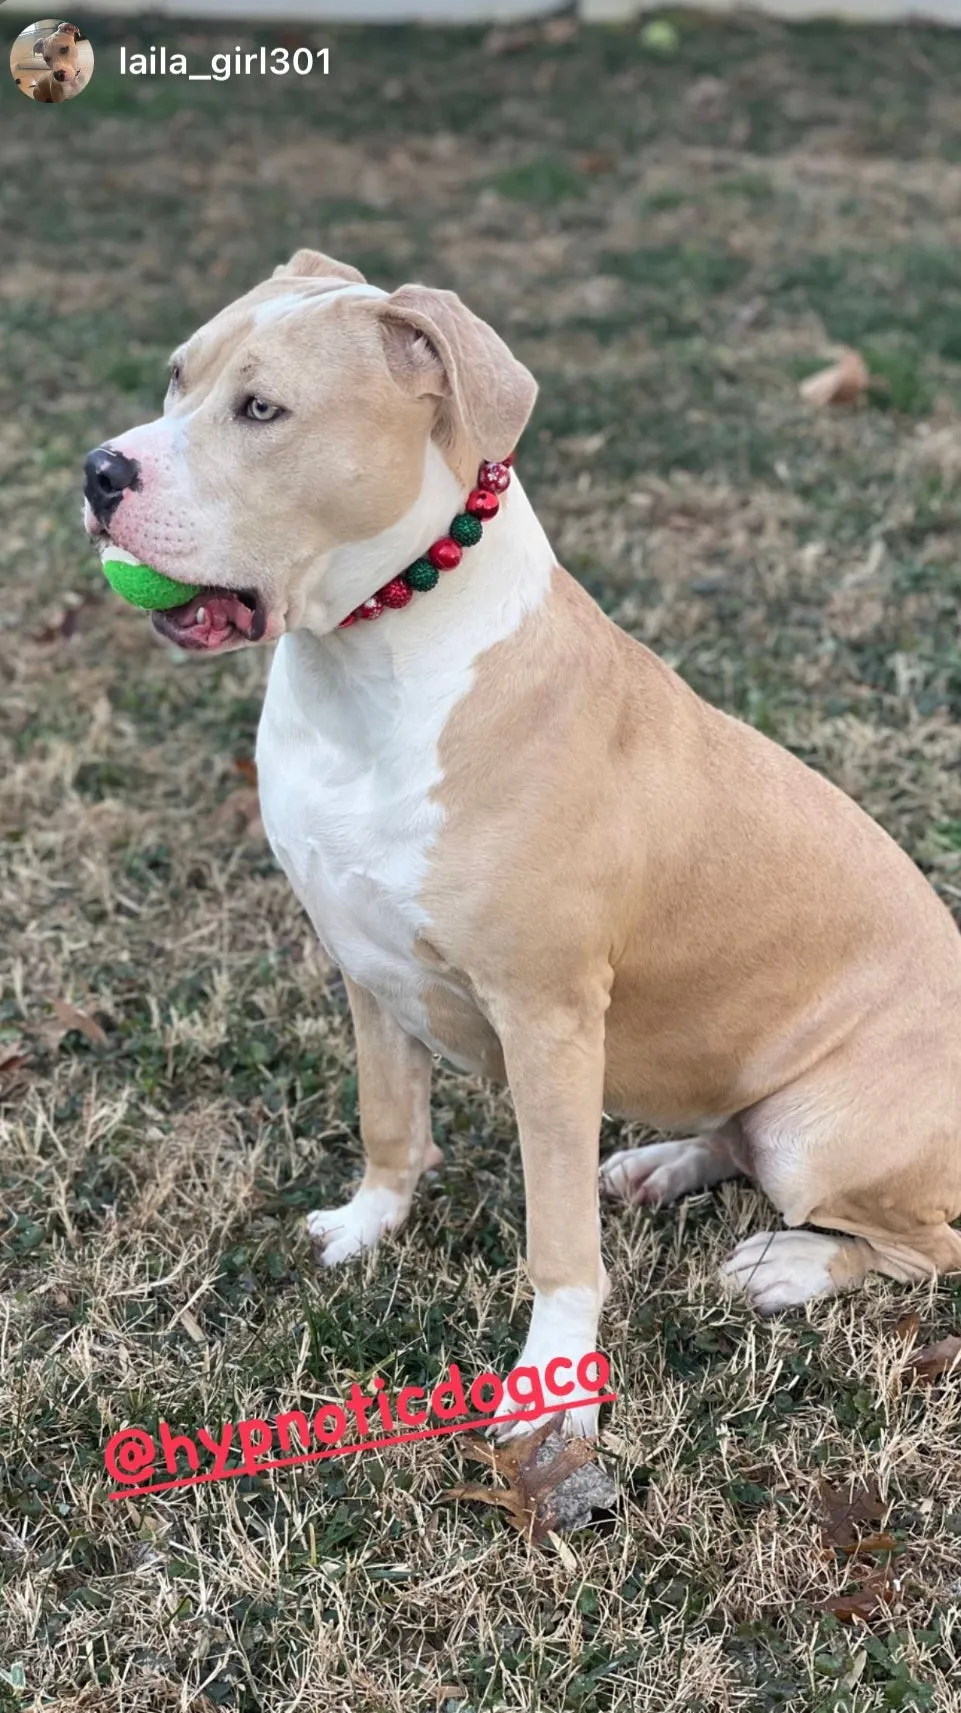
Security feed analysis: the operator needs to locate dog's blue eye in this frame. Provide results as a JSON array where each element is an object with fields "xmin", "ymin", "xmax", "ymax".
[{"xmin": 244, "ymin": 398, "xmax": 283, "ymax": 423}]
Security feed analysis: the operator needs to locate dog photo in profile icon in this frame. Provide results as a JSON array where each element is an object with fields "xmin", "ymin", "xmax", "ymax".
[{"xmin": 10, "ymin": 18, "xmax": 93, "ymax": 102}]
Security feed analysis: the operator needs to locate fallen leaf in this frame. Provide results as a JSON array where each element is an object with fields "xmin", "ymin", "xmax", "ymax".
[
  {"xmin": 841, "ymin": 1532, "xmax": 897, "ymax": 1559},
  {"xmin": 818, "ymin": 1477, "xmax": 886, "ymax": 1552},
  {"xmin": 235, "ymin": 756, "xmax": 258, "ymax": 786},
  {"xmin": 442, "ymin": 1479, "xmax": 536, "ymax": 1535},
  {"xmin": 49, "ymin": 1000, "xmax": 108, "ymax": 1048},
  {"xmin": 216, "ymin": 787, "xmax": 264, "ymax": 840},
  {"xmin": 894, "ymin": 1312, "xmax": 921, "ymax": 1348},
  {"xmin": 441, "ymin": 1421, "xmax": 605, "ymax": 1544},
  {"xmin": 823, "ymin": 1569, "xmax": 896, "ymax": 1625},
  {"xmin": 0, "ymin": 1043, "xmax": 31, "ymax": 1080},
  {"xmin": 799, "ymin": 349, "xmax": 870, "ymax": 408},
  {"xmin": 906, "ymin": 1334, "xmax": 961, "ymax": 1387}
]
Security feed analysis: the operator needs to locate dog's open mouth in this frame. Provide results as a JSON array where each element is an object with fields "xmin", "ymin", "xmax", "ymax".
[{"xmin": 151, "ymin": 588, "xmax": 267, "ymax": 652}]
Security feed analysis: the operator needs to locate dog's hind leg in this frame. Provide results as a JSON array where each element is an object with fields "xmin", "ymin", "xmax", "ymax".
[
  {"xmin": 600, "ymin": 1121, "xmax": 743, "ymax": 1207},
  {"xmin": 307, "ymin": 975, "xmax": 440, "ymax": 1267},
  {"xmin": 722, "ymin": 1220, "xmax": 961, "ymax": 1315},
  {"xmin": 720, "ymin": 1038, "xmax": 961, "ymax": 1314}
]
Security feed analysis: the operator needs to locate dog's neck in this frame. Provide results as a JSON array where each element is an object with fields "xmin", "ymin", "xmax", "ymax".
[{"xmin": 282, "ymin": 440, "xmax": 555, "ymax": 714}]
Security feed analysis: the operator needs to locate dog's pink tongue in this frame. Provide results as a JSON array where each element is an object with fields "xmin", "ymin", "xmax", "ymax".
[{"xmin": 176, "ymin": 591, "xmax": 254, "ymax": 646}]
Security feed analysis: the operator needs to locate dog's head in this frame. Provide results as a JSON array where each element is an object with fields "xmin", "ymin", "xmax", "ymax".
[
  {"xmin": 35, "ymin": 23, "xmax": 83, "ymax": 81},
  {"xmin": 83, "ymin": 249, "xmax": 537, "ymax": 652}
]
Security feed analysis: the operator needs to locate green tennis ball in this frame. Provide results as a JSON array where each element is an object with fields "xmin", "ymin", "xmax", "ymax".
[
  {"xmin": 640, "ymin": 19, "xmax": 679, "ymax": 54},
  {"xmin": 101, "ymin": 554, "xmax": 202, "ymax": 611}
]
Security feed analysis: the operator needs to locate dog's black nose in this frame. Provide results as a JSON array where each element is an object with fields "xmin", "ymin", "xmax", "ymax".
[{"xmin": 83, "ymin": 446, "xmax": 140, "ymax": 523}]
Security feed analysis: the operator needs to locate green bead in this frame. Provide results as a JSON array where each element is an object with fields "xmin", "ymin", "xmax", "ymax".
[
  {"xmin": 102, "ymin": 556, "xmax": 202, "ymax": 611},
  {"xmin": 450, "ymin": 512, "xmax": 483, "ymax": 548},
  {"xmin": 406, "ymin": 558, "xmax": 439, "ymax": 593}
]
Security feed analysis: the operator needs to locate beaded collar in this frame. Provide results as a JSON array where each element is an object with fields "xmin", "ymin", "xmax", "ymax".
[{"xmin": 338, "ymin": 453, "xmax": 514, "ymax": 628}]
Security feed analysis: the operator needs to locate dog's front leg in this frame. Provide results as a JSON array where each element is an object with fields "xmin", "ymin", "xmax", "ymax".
[
  {"xmin": 491, "ymin": 988, "xmax": 610, "ymax": 1438},
  {"xmin": 307, "ymin": 975, "xmax": 440, "ymax": 1267}
]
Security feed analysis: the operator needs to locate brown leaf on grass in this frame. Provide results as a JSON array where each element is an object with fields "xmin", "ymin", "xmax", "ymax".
[
  {"xmin": 842, "ymin": 1533, "xmax": 897, "ymax": 1558},
  {"xmin": 443, "ymin": 1480, "xmax": 538, "ymax": 1533},
  {"xmin": 49, "ymin": 999, "xmax": 108, "ymax": 1048},
  {"xmin": 215, "ymin": 787, "xmax": 264, "ymax": 841},
  {"xmin": 905, "ymin": 1334, "xmax": 961, "ymax": 1386},
  {"xmin": 0, "ymin": 1043, "xmax": 32, "ymax": 1092},
  {"xmin": 894, "ymin": 1311, "xmax": 921, "ymax": 1348},
  {"xmin": 442, "ymin": 1420, "xmax": 600, "ymax": 1544},
  {"xmin": 818, "ymin": 1477, "xmax": 887, "ymax": 1552},
  {"xmin": 823, "ymin": 1569, "xmax": 897, "ymax": 1625},
  {"xmin": 799, "ymin": 349, "xmax": 870, "ymax": 408},
  {"xmin": 235, "ymin": 756, "xmax": 258, "ymax": 787},
  {"xmin": 0, "ymin": 1042, "xmax": 31, "ymax": 1075}
]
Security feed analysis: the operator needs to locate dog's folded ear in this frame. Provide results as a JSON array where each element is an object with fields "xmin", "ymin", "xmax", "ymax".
[
  {"xmin": 378, "ymin": 284, "xmax": 537, "ymax": 463},
  {"xmin": 274, "ymin": 249, "xmax": 367, "ymax": 285}
]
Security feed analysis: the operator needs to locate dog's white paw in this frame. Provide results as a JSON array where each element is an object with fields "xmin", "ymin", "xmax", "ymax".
[
  {"xmin": 600, "ymin": 1138, "xmax": 730, "ymax": 1207},
  {"xmin": 492, "ymin": 1286, "xmax": 605, "ymax": 1442},
  {"xmin": 495, "ymin": 1392, "xmax": 600, "ymax": 1442},
  {"xmin": 306, "ymin": 1185, "xmax": 408, "ymax": 1268},
  {"xmin": 720, "ymin": 1229, "xmax": 840, "ymax": 1313}
]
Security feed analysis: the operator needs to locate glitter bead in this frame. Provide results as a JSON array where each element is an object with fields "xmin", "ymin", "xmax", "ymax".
[
  {"xmin": 478, "ymin": 461, "xmax": 511, "ymax": 493},
  {"xmin": 358, "ymin": 596, "xmax": 384, "ymax": 620},
  {"xmin": 429, "ymin": 537, "xmax": 462, "ymax": 571},
  {"xmin": 338, "ymin": 612, "xmax": 358, "ymax": 628},
  {"xmin": 379, "ymin": 577, "xmax": 414, "ymax": 609},
  {"xmin": 406, "ymin": 559, "xmax": 439, "ymax": 593},
  {"xmin": 466, "ymin": 487, "xmax": 499, "ymax": 520},
  {"xmin": 450, "ymin": 512, "xmax": 483, "ymax": 548}
]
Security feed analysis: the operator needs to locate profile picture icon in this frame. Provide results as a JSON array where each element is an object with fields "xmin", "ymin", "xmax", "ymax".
[{"xmin": 10, "ymin": 18, "xmax": 93, "ymax": 102}]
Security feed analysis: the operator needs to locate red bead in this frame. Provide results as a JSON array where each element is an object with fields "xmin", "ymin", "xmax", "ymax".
[
  {"xmin": 338, "ymin": 611, "xmax": 358, "ymax": 628},
  {"xmin": 358, "ymin": 596, "xmax": 384, "ymax": 620},
  {"xmin": 466, "ymin": 487, "xmax": 499, "ymax": 520},
  {"xmin": 428, "ymin": 537, "xmax": 462, "ymax": 571},
  {"xmin": 478, "ymin": 461, "xmax": 511, "ymax": 494},
  {"xmin": 379, "ymin": 577, "xmax": 414, "ymax": 610},
  {"xmin": 503, "ymin": 451, "xmax": 515, "ymax": 466}
]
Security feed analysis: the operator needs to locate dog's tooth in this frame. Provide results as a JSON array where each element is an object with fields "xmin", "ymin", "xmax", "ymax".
[{"xmin": 194, "ymin": 606, "xmax": 207, "ymax": 626}]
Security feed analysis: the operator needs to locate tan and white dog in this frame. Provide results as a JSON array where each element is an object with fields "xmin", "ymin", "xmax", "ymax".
[
  {"xmin": 31, "ymin": 22, "xmax": 88, "ymax": 102},
  {"xmin": 83, "ymin": 249, "xmax": 961, "ymax": 1436}
]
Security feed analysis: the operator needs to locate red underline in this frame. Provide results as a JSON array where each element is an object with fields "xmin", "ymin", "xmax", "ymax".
[{"xmin": 107, "ymin": 1393, "xmax": 618, "ymax": 1499}]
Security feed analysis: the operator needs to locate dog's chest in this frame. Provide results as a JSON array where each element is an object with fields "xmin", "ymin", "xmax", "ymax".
[{"xmin": 256, "ymin": 640, "xmax": 483, "ymax": 1065}]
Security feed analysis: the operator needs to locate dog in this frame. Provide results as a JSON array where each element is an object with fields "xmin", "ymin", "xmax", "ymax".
[
  {"xmin": 31, "ymin": 23, "xmax": 86, "ymax": 101},
  {"xmin": 83, "ymin": 248, "xmax": 961, "ymax": 1437}
]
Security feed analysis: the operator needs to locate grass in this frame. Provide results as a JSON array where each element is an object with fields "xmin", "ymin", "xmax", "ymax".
[{"xmin": 2, "ymin": 9, "xmax": 961, "ymax": 1711}]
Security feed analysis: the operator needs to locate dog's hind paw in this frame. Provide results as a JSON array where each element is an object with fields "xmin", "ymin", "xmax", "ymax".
[
  {"xmin": 600, "ymin": 1137, "xmax": 736, "ymax": 1207},
  {"xmin": 720, "ymin": 1229, "xmax": 842, "ymax": 1313},
  {"xmin": 306, "ymin": 1185, "xmax": 408, "ymax": 1268}
]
